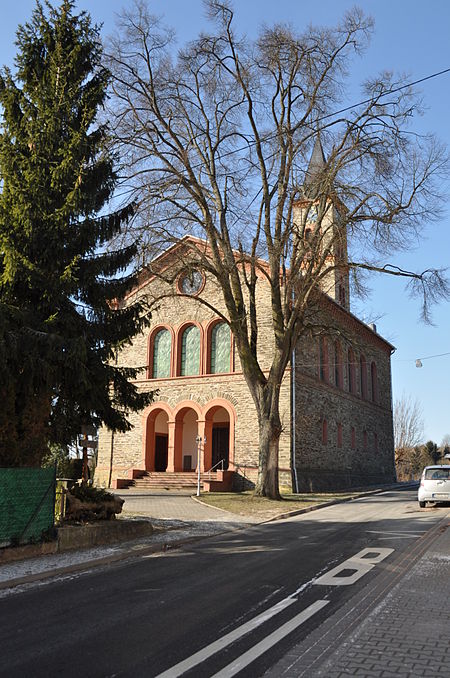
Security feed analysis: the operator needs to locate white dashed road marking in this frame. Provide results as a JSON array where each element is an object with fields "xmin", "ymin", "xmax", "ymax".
[
  {"xmin": 157, "ymin": 546, "xmax": 394, "ymax": 676},
  {"xmin": 211, "ymin": 600, "xmax": 329, "ymax": 678}
]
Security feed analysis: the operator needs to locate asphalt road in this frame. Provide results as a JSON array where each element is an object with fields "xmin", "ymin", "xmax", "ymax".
[{"xmin": 1, "ymin": 489, "xmax": 446, "ymax": 677}]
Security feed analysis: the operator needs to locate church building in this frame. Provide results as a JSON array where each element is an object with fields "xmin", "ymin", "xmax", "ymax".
[{"xmin": 95, "ymin": 144, "xmax": 396, "ymax": 492}]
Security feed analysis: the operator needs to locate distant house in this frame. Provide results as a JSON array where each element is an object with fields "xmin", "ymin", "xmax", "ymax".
[{"xmin": 95, "ymin": 145, "xmax": 395, "ymax": 492}]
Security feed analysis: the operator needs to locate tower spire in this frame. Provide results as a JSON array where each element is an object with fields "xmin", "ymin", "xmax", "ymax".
[{"xmin": 304, "ymin": 136, "xmax": 326, "ymax": 194}]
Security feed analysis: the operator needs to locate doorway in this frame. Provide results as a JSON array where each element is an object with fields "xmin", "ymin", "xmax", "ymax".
[
  {"xmin": 212, "ymin": 424, "xmax": 229, "ymax": 470},
  {"xmin": 154, "ymin": 434, "xmax": 168, "ymax": 471}
]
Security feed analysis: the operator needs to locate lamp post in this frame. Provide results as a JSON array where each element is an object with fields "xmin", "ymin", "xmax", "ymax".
[{"xmin": 196, "ymin": 435, "xmax": 206, "ymax": 497}]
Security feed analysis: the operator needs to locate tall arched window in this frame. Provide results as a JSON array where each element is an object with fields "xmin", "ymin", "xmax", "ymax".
[
  {"xmin": 360, "ymin": 355, "xmax": 367, "ymax": 399},
  {"xmin": 152, "ymin": 329, "xmax": 172, "ymax": 378},
  {"xmin": 334, "ymin": 341, "xmax": 343, "ymax": 388},
  {"xmin": 210, "ymin": 322, "xmax": 231, "ymax": 373},
  {"xmin": 371, "ymin": 362, "xmax": 378, "ymax": 403},
  {"xmin": 348, "ymin": 347, "xmax": 356, "ymax": 394},
  {"xmin": 180, "ymin": 325, "xmax": 201, "ymax": 376},
  {"xmin": 319, "ymin": 337, "xmax": 329, "ymax": 382}
]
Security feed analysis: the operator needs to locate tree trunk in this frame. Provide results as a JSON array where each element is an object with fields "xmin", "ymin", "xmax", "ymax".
[{"xmin": 254, "ymin": 399, "xmax": 282, "ymax": 500}]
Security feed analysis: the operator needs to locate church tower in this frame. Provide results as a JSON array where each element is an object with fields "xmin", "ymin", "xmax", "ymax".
[{"xmin": 294, "ymin": 137, "xmax": 350, "ymax": 310}]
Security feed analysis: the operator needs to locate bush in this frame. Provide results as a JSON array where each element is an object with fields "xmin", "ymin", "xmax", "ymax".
[{"xmin": 69, "ymin": 484, "xmax": 115, "ymax": 503}]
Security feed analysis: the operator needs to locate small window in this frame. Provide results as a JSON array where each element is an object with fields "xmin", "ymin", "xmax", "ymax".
[
  {"xmin": 363, "ymin": 430, "xmax": 368, "ymax": 451},
  {"xmin": 374, "ymin": 432, "xmax": 378, "ymax": 453},
  {"xmin": 351, "ymin": 426, "xmax": 356, "ymax": 449}
]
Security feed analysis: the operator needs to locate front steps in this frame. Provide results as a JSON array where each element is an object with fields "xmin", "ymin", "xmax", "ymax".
[
  {"xmin": 113, "ymin": 470, "xmax": 234, "ymax": 492},
  {"xmin": 132, "ymin": 471, "xmax": 217, "ymax": 490}
]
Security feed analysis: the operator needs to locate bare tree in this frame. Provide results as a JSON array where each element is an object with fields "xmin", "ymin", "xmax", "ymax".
[
  {"xmin": 106, "ymin": 1, "xmax": 449, "ymax": 498},
  {"xmin": 394, "ymin": 393, "xmax": 424, "ymax": 454}
]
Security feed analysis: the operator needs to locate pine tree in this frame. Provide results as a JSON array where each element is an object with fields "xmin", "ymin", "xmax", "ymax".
[{"xmin": 0, "ymin": 1, "xmax": 153, "ymax": 465}]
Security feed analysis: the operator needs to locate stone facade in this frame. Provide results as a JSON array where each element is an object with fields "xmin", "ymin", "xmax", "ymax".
[
  {"xmin": 95, "ymin": 237, "xmax": 395, "ymax": 492},
  {"xmin": 293, "ymin": 297, "xmax": 395, "ymax": 491}
]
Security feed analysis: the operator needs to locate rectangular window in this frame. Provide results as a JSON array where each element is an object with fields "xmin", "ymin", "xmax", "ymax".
[{"xmin": 351, "ymin": 426, "xmax": 356, "ymax": 449}]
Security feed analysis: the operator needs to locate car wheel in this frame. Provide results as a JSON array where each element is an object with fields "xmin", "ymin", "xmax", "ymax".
[{"xmin": 419, "ymin": 501, "xmax": 426, "ymax": 508}]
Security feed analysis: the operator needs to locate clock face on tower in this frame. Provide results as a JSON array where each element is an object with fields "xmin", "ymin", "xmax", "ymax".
[{"xmin": 178, "ymin": 269, "xmax": 204, "ymax": 295}]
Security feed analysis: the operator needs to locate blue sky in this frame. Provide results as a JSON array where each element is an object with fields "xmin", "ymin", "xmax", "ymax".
[{"xmin": 2, "ymin": 1, "xmax": 450, "ymax": 444}]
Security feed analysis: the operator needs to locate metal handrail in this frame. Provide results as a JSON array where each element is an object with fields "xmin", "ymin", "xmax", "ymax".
[{"xmin": 205, "ymin": 459, "xmax": 225, "ymax": 476}]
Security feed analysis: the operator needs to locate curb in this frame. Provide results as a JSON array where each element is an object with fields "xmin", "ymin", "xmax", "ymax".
[
  {"xmin": 194, "ymin": 482, "xmax": 419, "ymax": 524},
  {"xmin": 0, "ymin": 483, "xmax": 418, "ymax": 591}
]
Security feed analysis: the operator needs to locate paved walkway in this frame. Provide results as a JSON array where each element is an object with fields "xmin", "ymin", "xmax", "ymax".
[{"xmin": 112, "ymin": 488, "xmax": 258, "ymax": 522}]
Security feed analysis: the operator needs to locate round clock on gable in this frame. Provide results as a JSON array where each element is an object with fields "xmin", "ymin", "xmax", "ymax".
[{"xmin": 178, "ymin": 269, "xmax": 204, "ymax": 295}]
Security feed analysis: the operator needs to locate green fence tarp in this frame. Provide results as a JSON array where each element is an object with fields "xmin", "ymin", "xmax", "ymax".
[{"xmin": 0, "ymin": 467, "xmax": 55, "ymax": 546}]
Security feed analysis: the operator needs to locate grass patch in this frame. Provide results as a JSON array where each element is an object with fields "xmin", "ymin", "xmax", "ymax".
[{"xmin": 197, "ymin": 490, "xmax": 361, "ymax": 519}]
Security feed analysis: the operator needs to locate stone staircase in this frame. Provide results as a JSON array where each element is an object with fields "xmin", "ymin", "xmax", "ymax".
[{"xmin": 130, "ymin": 471, "xmax": 220, "ymax": 490}]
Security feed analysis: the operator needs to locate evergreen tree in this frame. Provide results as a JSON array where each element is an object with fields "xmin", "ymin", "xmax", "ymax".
[
  {"xmin": 424, "ymin": 440, "xmax": 441, "ymax": 465},
  {"xmin": 0, "ymin": 1, "xmax": 153, "ymax": 465}
]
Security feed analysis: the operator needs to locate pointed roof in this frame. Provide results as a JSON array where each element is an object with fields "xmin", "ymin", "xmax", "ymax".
[
  {"xmin": 303, "ymin": 135, "xmax": 327, "ymax": 198},
  {"xmin": 304, "ymin": 136, "xmax": 326, "ymax": 190}
]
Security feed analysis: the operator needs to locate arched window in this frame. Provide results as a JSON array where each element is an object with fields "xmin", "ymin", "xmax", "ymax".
[
  {"xmin": 348, "ymin": 348, "xmax": 356, "ymax": 394},
  {"xmin": 319, "ymin": 337, "xmax": 329, "ymax": 382},
  {"xmin": 371, "ymin": 362, "xmax": 378, "ymax": 403},
  {"xmin": 180, "ymin": 325, "xmax": 201, "ymax": 376},
  {"xmin": 334, "ymin": 341, "xmax": 343, "ymax": 389},
  {"xmin": 360, "ymin": 355, "xmax": 367, "ymax": 399},
  {"xmin": 210, "ymin": 323, "xmax": 231, "ymax": 373},
  {"xmin": 152, "ymin": 329, "xmax": 172, "ymax": 378}
]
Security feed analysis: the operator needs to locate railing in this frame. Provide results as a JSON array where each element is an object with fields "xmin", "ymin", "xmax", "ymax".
[{"xmin": 205, "ymin": 459, "xmax": 225, "ymax": 478}]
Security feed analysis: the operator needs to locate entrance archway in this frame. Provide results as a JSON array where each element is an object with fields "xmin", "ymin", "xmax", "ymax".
[
  {"xmin": 203, "ymin": 402, "xmax": 235, "ymax": 472},
  {"xmin": 173, "ymin": 403, "xmax": 203, "ymax": 472},
  {"xmin": 143, "ymin": 404, "xmax": 172, "ymax": 472}
]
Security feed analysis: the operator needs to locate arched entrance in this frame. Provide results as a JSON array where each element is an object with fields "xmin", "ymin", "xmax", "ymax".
[
  {"xmin": 144, "ymin": 405, "xmax": 171, "ymax": 471},
  {"xmin": 154, "ymin": 410, "xmax": 169, "ymax": 471},
  {"xmin": 174, "ymin": 407, "xmax": 199, "ymax": 472},
  {"xmin": 203, "ymin": 403, "xmax": 235, "ymax": 472},
  {"xmin": 143, "ymin": 399, "xmax": 235, "ymax": 474}
]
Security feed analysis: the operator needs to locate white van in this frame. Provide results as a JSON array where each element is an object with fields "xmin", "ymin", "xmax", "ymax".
[{"xmin": 418, "ymin": 465, "xmax": 450, "ymax": 507}]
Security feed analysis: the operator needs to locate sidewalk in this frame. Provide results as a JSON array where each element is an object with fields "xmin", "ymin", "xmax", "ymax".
[
  {"xmin": 265, "ymin": 515, "xmax": 450, "ymax": 677},
  {"xmin": 0, "ymin": 490, "xmax": 252, "ymax": 593}
]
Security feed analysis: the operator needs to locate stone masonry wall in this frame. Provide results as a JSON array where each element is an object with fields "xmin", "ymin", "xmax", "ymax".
[
  {"xmin": 95, "ymin": 241, "xmax": 394, "ymax": 493},
  {"xmin": 95, "ymin": 258, "xmax": 292, "ymax": 488},
  {"xmin": 293, "ymin": 299, "xmax": 395, "ymax": 491}
]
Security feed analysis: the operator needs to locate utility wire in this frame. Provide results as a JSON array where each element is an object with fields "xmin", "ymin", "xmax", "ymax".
[{"xmin": 197, "ymin": 66, "xmax": 450, "ymax": 164}]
